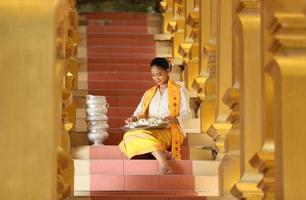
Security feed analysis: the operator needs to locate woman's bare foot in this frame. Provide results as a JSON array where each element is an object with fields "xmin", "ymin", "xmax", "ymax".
[
  {"xmin": 151, "ymin": 150, "xmax": 172, "ymax": 175},
  {"xmin": 158, "ymin": 164, "xmax": 172, "ymax": 175}
]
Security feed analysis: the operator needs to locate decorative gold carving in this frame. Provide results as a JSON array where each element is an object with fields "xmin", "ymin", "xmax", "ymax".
[
  {"xmin": 250, "ymin": 149, "xmax": 275, "ymax": 200},
  {"xmin": 269, "ymin": 12, "xmax": 306, "ymax": 51},
  {"xmin": 167, "ymin": 20, "xmax": 177, "ymax": 33},
  {"xmin": 203, "ymin": 43, "xmax": 216, "ymax": 67},
  {"xmin": 178, "ymin": 42, "xmax": 192, "ymax": 57},
  {"xmin": 231, "ymin": 181, "xmax": 263, "ymax": 200},
  {"xmin": 160, "ymin": 0, "xmax": 168, "ymax": 11},
  {"xmin": 188, "ymin": 42, "xmax": 199, "ymax": 61},
  {"xmin": 57, "ymin": 1, "xmax": 79, "ymax": 199},
  {"xmin": 187, "ymin": 11, "xmax": 199, "ymax": 40},
  {"xmin": 69, "ymin": 9, "xmax": 78, "ymax": 30},
  {"xmin": 223, "ymin": 88, "xmax": 239, "ymax": 109},
  {"xmin": 177, "ymin": 4, "xmax": 185, "ymax": 16},
  {"xmin": 207, "ymin": 122, "xmax": 232, "ymax": 159}
]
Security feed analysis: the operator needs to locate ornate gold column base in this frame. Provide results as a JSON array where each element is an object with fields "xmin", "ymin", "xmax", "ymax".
[
  {"xmin": 231, "ymin": 179, "xmax": 263, "ymax": 200},
  {"xmin": 219, "ymin": 153, "xmax": 240, "ymax": 199},
  {"xmin": 207, "ymin": 122, "xmax": 232, "ymax": 159},
  {"xmin": 250, "ymin": 149, "xmax": 275, "ymax": 200},
  {"xmin": 178, "ymin": 42, "xmax": 192, "ymax": 58}
]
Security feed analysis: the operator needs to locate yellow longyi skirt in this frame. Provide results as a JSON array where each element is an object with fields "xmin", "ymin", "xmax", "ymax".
[{"xmin": 119, "ymin": 128, "xmax": 173, "ymax": 159}]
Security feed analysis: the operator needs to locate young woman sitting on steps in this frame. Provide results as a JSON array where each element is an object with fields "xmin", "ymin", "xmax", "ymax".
[{"xmin": 119, "ymin": 57, "xmax": 191, "ymax": 175}]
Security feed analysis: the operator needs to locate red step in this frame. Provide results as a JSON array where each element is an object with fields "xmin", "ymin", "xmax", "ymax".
[
  {"xmin": 108, "ymin": 118, "xmax": 126, "ymax": 129},
  {"xmin": 87, "ymin": 33, "xmax": 153, "ymax": 40},
  {"xmin": 106, "ymin": 96, "xmax": 142, "ymax": 107},
  {"xmin": 89, "ymin": 89, "xmax": 145, "ymax": 97},
  {"xmin": 87, "ymin": 19, "xmax": 147, "ymax": 26},
  {"xmin": 88, "ymin": 46, "xmax": 155, "ymax": 54},
  {"xmin": 87, "ymin": 37, "xmax": 155, "ymax": 46},
  {"xmin": 89, "ymin": 175, "xmax": 196, "ymax": 191},
  {"xmin": 88, "ymin": 53, "xmax": 155, "ymax": 59},
  {"xmin": 88, "ymin": 57, "xmax": 153, "ymax": 65},
  {"xmin": 88, "ymin": 80, "xmax": 154, "ymax": 90},
  {"xmin": 85, "ymin": 12, "xmax": 148, "ymax": 20},
  {"xmin": 108, "ymin": 107, "xmax": 135, "ymax": 118},
  {"xmin": 84, "ymin": 192, "xmax": 205, "ymax": 198},
  {"xmin": 87, "ymin": 25, "xmax": 147, "ymax": 34},
  {"xmin": 73, "ymin": 145, "xmax": 190, "ymax": 160},
  {"xmin": 105, "ymin": 129, "xmax": 125, "ymax": 145},
  {"xmin": 78, "ymin": 160, "xmax": 194, "ymax": 175},
  {"xmin": 88, "ymin": 72, "xmax": 152, "ymax": 81},
  {"xmin": 88, "ymin": 64, "xmax": 150, "ymax": 72},
  {"xmin": 88, "ymin": 188, "xmax": 200, "ymax": 196},
  {"xmin": 88, "ymin": 47, "xmax": 155, "ymax": 57}
]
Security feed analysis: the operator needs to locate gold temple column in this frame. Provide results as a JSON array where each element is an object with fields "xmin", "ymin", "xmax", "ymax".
[
  {"xmin": 0, "ymin": 1, "xmax": 78, "ymax": 200},
  {"xmin": 260, "ymin": 0, "xmax": 306, "ymax": 199},
  {"xmin": 193, "ymin": 0, "xmax": 217, "ymax": 134},
  {"xmin": 207, "ymin": 0, "xmax": 233, "ymax": 157},
  {"xmin": 208, "ymin": 0, "xmax": 237, "ymax": 198},
  {"xmin": 230, "ymin": 0, "xmax": 263, "ymax": 199},
  {"xmin": 249, "ymin": 1, "xmax": 276, "ymax": 199}
]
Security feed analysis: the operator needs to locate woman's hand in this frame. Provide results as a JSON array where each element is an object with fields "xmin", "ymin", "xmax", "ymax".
[
  {"xmin": 163, "ymin": 115, "xmax": 179, "ymax": 125},
  {"xmin": 125, "ymin": 116, "xmax": 138, "ymax": 125}
]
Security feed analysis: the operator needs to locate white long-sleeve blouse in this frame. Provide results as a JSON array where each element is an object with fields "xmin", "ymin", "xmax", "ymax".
[{"xmin": 133, "ymin": 86, "xmax": 192, "ymax": 135}]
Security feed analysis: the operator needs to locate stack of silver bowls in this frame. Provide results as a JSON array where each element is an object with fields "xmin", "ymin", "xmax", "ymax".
[{"xmin": 86, "ymin": 95, "xmax": 109, "ymax": 145}]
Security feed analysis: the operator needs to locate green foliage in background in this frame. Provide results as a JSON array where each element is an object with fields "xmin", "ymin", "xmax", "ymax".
[{"xmin": 77, "ymin": 0, "xmax": 161, "ymax": 13}]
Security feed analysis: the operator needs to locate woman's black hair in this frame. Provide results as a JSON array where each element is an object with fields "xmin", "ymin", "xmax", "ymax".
[{"xmin": 150, "ymin": 57, "xmax": 172, "ymax": 71}]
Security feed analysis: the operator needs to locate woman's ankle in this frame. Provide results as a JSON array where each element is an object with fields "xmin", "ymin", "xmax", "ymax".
[
  {"xmin": 165, "ymin": 151, "xmax": 172, "ymax": 160},
  {"xmin": 158, "ymin": 162, "xmax": 172, "ymax": 175}
]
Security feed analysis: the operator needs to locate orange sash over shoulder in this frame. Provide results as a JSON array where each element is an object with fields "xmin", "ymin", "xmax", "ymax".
[{"xmin": 141, "ymin": 80, "xmax": 182, "ymax": 160}]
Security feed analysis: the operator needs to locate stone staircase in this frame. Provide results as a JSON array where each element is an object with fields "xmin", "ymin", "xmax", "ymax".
[{"xmin": 70, "ymin": 12, "xmax": 220, "ymax": 199}]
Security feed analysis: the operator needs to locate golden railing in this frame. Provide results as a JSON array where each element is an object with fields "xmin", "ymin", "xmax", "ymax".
[{"xmin": 0, "ymin": 0, "xmax": 79, "ymax": 199}]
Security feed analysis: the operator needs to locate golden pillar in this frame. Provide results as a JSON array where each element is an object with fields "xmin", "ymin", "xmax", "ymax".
[
  {"xmin": 209, "ymin": 0, "xmax": 237, "ymax": 198},
  {"xmin": 207, "ymin": 0, "xmax": 233, "ymax": 157},
  {"xmin": 230, "ymin": 0, "xmax": 263, "ymax": 199},
  {"xmin": 193, "ymin": 0, "xmax": 217, "ymax": 134},
  {"xmin": 251, "ymin": 0, "xmax": 306, "ymax": 199},
  {"xmin": 0, "ymin": 1, "xmax": 78, "ymax": 199},
  {"xmin": 249, "ymin": 1, "xmax": 275, "ymax": 199}
]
